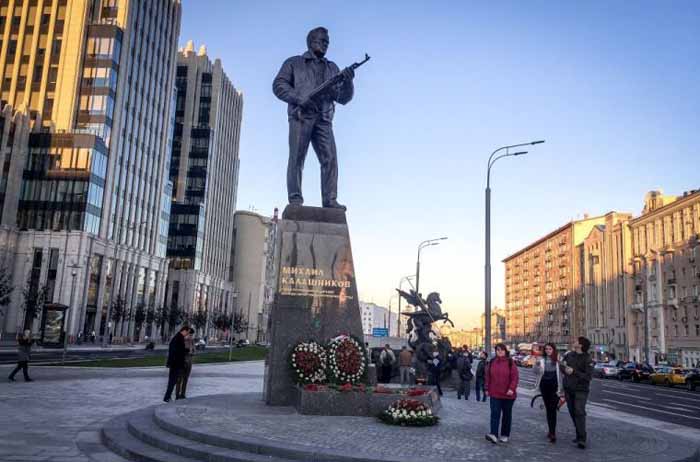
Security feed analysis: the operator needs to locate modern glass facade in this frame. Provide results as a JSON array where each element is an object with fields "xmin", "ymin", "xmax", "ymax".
[
  {"xmin": 18, "ymin": 133, "xmax": 106, "ymax": 233},
  {"xmin": 0, "ymin": 0, "xmax": 182, "ymax": 343},
  {"xmin": 75, "ymin": 24, "xmax": 122, "ymax": 147}
]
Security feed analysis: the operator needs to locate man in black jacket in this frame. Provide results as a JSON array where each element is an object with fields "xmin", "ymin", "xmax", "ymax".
[
  {"xmin": 163, "ymin": 325, "xmax": 191, "ymax": 402},
  {"xmin": 561, "ymin": 337, "xmax": 594, "ymax": 449}
]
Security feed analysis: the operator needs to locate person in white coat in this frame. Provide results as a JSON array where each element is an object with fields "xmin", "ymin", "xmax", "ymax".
[{"xmin": 533, "ymin": 342, "xmax": 564, "ymax": 443}]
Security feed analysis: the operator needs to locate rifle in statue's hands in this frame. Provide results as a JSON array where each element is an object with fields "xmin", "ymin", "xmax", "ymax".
[{"xmin": 296, "ymin": 53, "xmax": 371, "ymax": 118}]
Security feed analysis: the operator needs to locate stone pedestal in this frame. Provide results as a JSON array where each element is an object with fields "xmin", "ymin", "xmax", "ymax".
[
  {"xmin": 263, "ymin": 205, "xmax": 364, "ymax": 406},
  {"xmin": 295, "ymin": 387, "xmax": 442, "ymax": 416}
]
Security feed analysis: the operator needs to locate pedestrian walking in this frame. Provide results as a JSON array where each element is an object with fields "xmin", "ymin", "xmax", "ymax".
[
  {"xmin": 398, "ymin": 346, "xmax": 413, "ymax": 385},
  {"xmin": 463, "ymin": 345, "xmax": 474, "ymax": 363},
  {"xmin": 427, "ymin": 350, "xmax": 444, "ymax": 396},
  {"xmin": 484, "ymin": 343, "xmax": 519, "ymax": 444},
  {"xmin": 379, "ymin": 344, "xmax": 396, "ymax": 384},
  {"xmin": 90, "ymin": 330, "xmax": 96, "ymax": 344},
  {"xmin": 561, "ymin": 337, "xmax": 593, "ymax": 449},
  {"xmin": 8, "ymin": 330, "xmax": 34, "ymax": 382},
  {"xmin": 474, "ymin": 351, "xmax": 487, "ymax": 402},
  {"xmin": 176, "ymin": 327, "xmax": 195, "ymax": 399},
  {"xmin": 456, "ymin": 350, "xmax": 473, "ymax": 400},
  {"xmin": 534, "ymin": 342, "xmax": 564, "ymax": 443},
  {"xmin": 163, "ymin": 325, "xmax": 191, "ymax": 402}
]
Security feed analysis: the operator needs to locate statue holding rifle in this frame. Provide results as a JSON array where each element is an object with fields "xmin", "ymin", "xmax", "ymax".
[{"xmin": 273, "ymin": 27, "xmax": 370, "ymax": 211}]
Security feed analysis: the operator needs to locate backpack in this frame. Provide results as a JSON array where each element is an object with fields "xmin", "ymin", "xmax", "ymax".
[
  {"xmin": 461, "ymin": 359, "xmax": 474, "ymax": 380},
  {"xmin": 382, "ymin": 351, "xmax": 393, "ymax": 366}
]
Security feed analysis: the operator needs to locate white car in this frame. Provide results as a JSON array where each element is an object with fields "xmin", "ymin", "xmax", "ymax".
[{"xmin": 595, "ymin": 362, "xmax": 619, "ymax": 378}]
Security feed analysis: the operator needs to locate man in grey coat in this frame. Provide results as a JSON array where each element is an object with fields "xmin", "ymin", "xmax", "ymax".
[
  {"xmin": 272, "ymin": 26, "xmax": 355, "ymax": 211},
  {"xmin": 8, "ymin": 330, "xmax": 33, "ymax": 382}
]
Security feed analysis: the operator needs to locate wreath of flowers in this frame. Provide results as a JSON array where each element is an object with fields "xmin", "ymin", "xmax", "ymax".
[
  {"xmin": 290, "ymin": 341, "xmax": 327, "ymax": 385},
  {"xmin": 327, "ymin": 334, "xmax": 367, "ymax": 384},
  {"xmin": 379, "ymin": 399, "xmax": 439, "ymax": 426}
]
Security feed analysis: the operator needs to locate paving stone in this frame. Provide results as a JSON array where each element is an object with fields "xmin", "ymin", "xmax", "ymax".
[
  {"xmin": 2, "ymin": 361, "xmax": 699, "ymax": 462},
  {"xmin": 153, "ymin": 392, "xmax": 700, "ymax": 462},
  {"xmin": 0, "ymin": 361, "xmax": 263, "ymax": 460}
]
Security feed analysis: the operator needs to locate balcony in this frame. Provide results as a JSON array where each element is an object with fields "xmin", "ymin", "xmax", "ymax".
[
  {"xmin": 630, "ymin": 302, "xmax": 643, "ymax": 312},
  {"xmin": 667, "ymin": 277, "xmax": 677, "ymax": 285},
  {"xmin": 667, "ymin": 296, "xmax": 679, "ymax": 307}
]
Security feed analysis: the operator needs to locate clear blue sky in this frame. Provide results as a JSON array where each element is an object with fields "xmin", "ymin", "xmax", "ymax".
[{"xmin": 180, "ymin": 0, "xmax": 700, "ymax": 329}]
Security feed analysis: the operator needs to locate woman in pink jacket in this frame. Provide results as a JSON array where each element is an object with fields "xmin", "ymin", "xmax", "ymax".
[{"xmin": 484, "ymin": 343, "xmax": 519, "ymax": 444}]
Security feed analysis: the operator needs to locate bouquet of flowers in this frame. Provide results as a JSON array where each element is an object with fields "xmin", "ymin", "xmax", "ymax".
[
  {"xmin": 379, "ymin": 399, "xmax": 439, "ymax": 427},
  {"xmin": 290, "ymin": 341, "xmax": 327, "ymax": 385},
  {"xmin": 327, "ymin": 335, "xmax": 367, "ymax": 384}
]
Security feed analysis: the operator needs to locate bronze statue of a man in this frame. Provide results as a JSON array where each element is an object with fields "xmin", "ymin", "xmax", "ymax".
[{"xmin": 273, "ymin": 27, "xmax": 355, "ymax": 211}]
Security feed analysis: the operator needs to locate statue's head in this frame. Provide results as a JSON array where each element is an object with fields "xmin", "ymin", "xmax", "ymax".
[
  {"xmin": 307, "ymin": 26, "xmax": 329, "ymax": 58},
  {"xmin": 426, "ymin": 292, "xmax": 442, "ymax": 305}
]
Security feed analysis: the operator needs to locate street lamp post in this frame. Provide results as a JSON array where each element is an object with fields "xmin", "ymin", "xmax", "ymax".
[
  {"xmin": 62, "ymin": 261, "xmax": 82, "ymax": 365},
  {"xmin": 416, "ymin": 238, "xmax": 447, "ymax": 296},
  {"xmin": 397, "ymin": 274, "xmax": 415, "ymax": 337},
  {"xmin": 387, "ymin": 294, "xmax": 398, "ymax": 335},
  {"xmin": 485, "ymin": 140, "xmax": 544, "ymax": 353}
]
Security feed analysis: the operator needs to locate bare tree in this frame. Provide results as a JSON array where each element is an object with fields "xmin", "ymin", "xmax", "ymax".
[
  {"xmin": 133, "ymin": 304, "xmax": 146, "ymax": 341},
  {"xmin": 110, "ymin": 296, "xmax": 127, "ymax": 340},
  {"xmin": 0, "ymin": 265, "xmax": 14, "ymax": 318},
  {"xmin": 21, "ymin": 274, "xmax": 47, "ymax": 331},
  {"xmin": 191, "ymin": 310, "xmax": 208, "ymax": 336}
]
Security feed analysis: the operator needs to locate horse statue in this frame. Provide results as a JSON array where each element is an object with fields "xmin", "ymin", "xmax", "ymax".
[{"xmin": 396, "ymin": 289, "xmax": 454, "ymax": 351}]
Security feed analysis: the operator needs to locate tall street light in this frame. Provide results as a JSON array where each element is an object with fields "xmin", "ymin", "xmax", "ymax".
[
  {"xmin": 62, "ymin": 261, "xmax": 82, "ymax": 365},
  {"xmin": 397, "ymin": 274, "xmax": 415, "ymax": 337},
  {"xmin": 416, "ymin": 237, "xmax": 447, "ymax": 296},
  {"xmin": 387, "ymin": 294, "xmax": 398, "ymax": 335},
  {"xmin": 485, "ymin": 140, "xmax": 544, "ymax": 353}
]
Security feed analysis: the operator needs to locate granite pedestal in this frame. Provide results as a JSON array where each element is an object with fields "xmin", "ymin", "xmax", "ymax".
[
  {"xmin": 295, "ymin": 386, "xmax": 442, "ymax": 416},
  {"xmin": 264, "ymin": 205, "xmax": 365, "ymax": 406}
]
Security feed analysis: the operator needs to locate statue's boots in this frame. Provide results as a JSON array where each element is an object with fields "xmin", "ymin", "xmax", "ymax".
[{"xmin": 323, "ymin": 200, "xmax": 346, "ymax": 211}]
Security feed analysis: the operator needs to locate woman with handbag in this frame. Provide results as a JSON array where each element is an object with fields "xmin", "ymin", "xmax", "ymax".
[{"xmin": 533, "ymin": 342, "xmax": 564, "ymax": 443}]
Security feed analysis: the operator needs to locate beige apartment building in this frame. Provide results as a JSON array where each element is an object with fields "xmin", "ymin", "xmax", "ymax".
[
  {"xmin": 438, "ymin": 325, "xmax": 482, "ymax": 350},
  {"xmin": 481, "ymin": 306, "xmax": 506, "ymax": 347},
  {"xmin": 504, "ymin": 189, "xmax": 700, "ymax": 366},
  {"xmin": 628, "ymin": 190, "xmax": 700, "ymax": 367},
  {"xmin": 504, "ymin": 215, "xmax": 607, "ymax": 349},
  {"xmin": 0, "ymin": 0, "xmax": 182, "ymax": 343},
  {"xmin": 580, "ymin": 212, "xmax": 633, "ymax": 360}
]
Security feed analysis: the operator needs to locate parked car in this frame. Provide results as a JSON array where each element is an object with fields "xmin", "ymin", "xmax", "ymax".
[
  {"xmin": 683, "ymin": 369, "xmax": 700, "ymax": 391},
  {"xmin": 195, "ymin": 338, "xmax": 207, "ymax": 351},
  {"xmin": 650, "ymin": 366, "xmax": 687, "ymax": 387},
  {"xmin": 594, "ymin": 362, "xmax": 620, "ymax": 379},
  {"xmin": 236, "ymin": 339, "xmax": 250, "ymax": 347},
  {"xmin": 618, "ymin": 362, "xmax": 654, "ymax": 382}
]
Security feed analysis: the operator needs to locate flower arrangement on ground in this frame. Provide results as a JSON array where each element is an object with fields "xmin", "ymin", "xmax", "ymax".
[
  {"xmin": 290, "ymin": 341, "xmax": 327, "ymax": 385},
  {"xmin": 379, "ymin": 399, "xmax": 439, "ymax": 426},
  {"xmin": 326, "ymin": 334, "xmax": 367, "ymax": 384}
]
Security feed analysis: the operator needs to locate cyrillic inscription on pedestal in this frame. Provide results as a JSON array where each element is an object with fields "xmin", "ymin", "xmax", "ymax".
[{"xmin": 263, "ymin": 205, "xmax": 364, "ymax": 406}]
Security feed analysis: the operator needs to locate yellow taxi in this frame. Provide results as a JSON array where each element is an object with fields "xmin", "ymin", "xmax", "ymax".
[{"xmin": 650, "ymin": 366, "xmax": 687, "ymax": 387}]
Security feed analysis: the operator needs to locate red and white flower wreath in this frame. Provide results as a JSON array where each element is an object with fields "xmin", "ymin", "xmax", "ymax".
[{"xmin": 327, "ymin": 334, "xmax": 366, "ymax": 384}]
